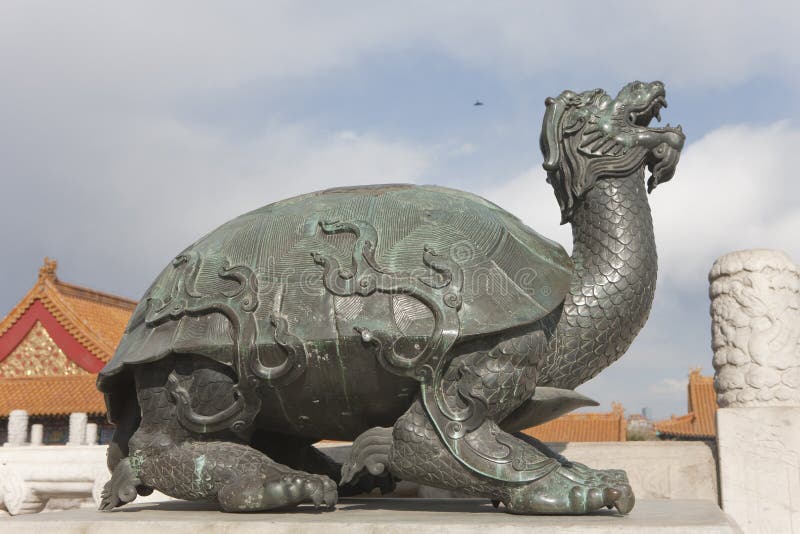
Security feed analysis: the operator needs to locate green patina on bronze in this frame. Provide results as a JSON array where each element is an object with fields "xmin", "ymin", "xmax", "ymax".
[{"xmin": 97, "ymin": 81, "xmax": 685, "ymax": 516}]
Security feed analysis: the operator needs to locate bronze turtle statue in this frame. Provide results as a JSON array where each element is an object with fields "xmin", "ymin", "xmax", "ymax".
[{"xmin": 97, "ymin": 81, "xmax": 684, "ymax": 514}]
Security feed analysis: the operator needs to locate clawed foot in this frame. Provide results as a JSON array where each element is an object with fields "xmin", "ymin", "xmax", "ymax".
[
  {"xmin": 273, "ymin": 472, "xmax": 338, "ymax": 509},
  {"xmin": 219, "ymin": 471, "xmax": 338, "ymax": 512},
  {"xmin": 340, "ymin": 426, "xmax": 396, "ymax": 495},
  {"xmin": 503, "ymin": 463, "xmax": 634, "ymax": 515},
  {"xmin": 99, "ymin": 458, "xmax": 141, "ymax": 511}
]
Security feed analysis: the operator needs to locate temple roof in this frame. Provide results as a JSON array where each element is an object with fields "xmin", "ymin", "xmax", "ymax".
[
  {"xmin": 0, "ymin": 258, "xmax": 136, "ymax": 369},
  {"xmin": 0, "ymin": 259, "xmax": 135, "ymax": 416},
  {"xmin": 654, "ymin": 369, "xmax": 717, "ymax": 439},
  {"xmin": 521, "ymin": 403, "xmax": 627, "ymax": 442},
  {"xmin": 0, "ymin": 375, "xmax": 106, "ymax": 417}
]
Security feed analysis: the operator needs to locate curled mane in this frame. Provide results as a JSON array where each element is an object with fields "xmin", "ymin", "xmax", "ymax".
[
  {"xmin": 540, "ymin": 89, "xmax": 652, "ymax": 224},
  {"xmin": 539, "ymin": 81, "xmax": 684, "ymax": 224}
]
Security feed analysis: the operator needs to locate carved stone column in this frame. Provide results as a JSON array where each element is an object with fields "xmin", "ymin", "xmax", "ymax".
[
  {"xmin": 710, "ymin": 249, "xmax": 800, "ymax": 534},
  {"xmin": 711, "ymin": 249, "xmax": 800, "ymax": 406},
  {"xmin": 5, "ymin": 410, "xmax": 28, "ymax": 447}
]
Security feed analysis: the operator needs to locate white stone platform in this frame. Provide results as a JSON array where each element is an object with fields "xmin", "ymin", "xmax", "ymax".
[{"xmin": 0, "ymin": 498, "xmax": 742, "ymax": 533}]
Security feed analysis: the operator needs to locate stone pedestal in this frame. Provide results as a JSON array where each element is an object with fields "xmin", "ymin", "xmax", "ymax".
[
  {"xmin": 717, "ymin": 407, "xmax": 800, "ymax": 534},
  {"xmin": 320, "ymin": 442, "xmax": 719, "ymax": 502},
  {"xmin": 710, "ymin": 249, "xmax": 800, "ymax": 533},
  {"xmin": 0, "ymin": 498, "xmax": 742, "ymax": 533}
]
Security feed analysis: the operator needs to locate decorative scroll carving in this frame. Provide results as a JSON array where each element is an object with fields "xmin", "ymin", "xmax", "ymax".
[
  {"xmin": 147, "ymin": 252, "xmax": 307, "ymax": 437},
  {"xmin": 314, "ymin": 219, "xmax": 550, "ymax": 482},
  {"xmin": 312, "ymin": 220, "xmax": 463, "ymax": 379},
  {"xmin": 250, "ymin": 313, "xmax": 308, "ymax": 386},
  {"xmin": 541, "ymin": 81, "xmax": 684, "ymax": 222}
]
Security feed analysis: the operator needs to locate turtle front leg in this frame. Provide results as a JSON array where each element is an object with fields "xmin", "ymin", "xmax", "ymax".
[
  {"xmin": 386, "ymin": 401, "xmax": 632, "ymax": 514},
  {"xmin": 344, "ymin": 331, "xmax": 633, "ymax": 514}
]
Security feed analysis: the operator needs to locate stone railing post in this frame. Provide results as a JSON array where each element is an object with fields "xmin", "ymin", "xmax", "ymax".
[
  {"xmin": 4, "ymin": 410, "xmax": 29, "ymax": 447},
  {"xmin": 710, "ymin": 249, "xmax": 800, "ymax": 534},
  {"xmin": 85, "ymin": 423, "xmax": 98, "ymax": 445},
  {"xmin": 67, "ymin": 413, "xmax": 87, "ymax": 446},
  {"xmin": 29, "ymin": 424, "xmax": 43, "ymax": 446}
]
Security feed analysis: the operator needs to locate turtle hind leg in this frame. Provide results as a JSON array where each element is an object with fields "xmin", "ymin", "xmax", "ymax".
[
  {"xmin": 114, "ymin": 357, "xmax": 337, "ymax": 512},
  {"xmin": 131, "ymin": 437, "xmax": 338, "ymax": 512}
]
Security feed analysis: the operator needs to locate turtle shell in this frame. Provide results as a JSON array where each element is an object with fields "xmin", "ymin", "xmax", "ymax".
[{"xmin": 99, "ymin": 184, "xmax": 571, "ymax": 385}]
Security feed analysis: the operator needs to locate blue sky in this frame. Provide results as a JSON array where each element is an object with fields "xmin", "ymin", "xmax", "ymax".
[{"xmin": 1, "ymin": 1, "xmax": 798, "ymax": 419}]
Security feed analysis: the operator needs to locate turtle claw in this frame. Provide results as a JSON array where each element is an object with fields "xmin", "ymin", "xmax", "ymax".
[
  {"xmin": 504, "ymin": 464, "xmax": 635, "ymax": 515},
  {"xmin": 98, "ymin": 458, "xmax": 141, "ymax": 511},
  {"xmin": 613, "ymin": 484, "xmax": 635, "ymax": 514}
]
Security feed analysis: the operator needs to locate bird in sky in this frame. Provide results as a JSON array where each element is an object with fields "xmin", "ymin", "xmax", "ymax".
[{"xmin": 474, "ymin": 100, "xmax": 484, "ymax": 106}]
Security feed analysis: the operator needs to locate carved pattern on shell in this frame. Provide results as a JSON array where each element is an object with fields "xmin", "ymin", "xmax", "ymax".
[
  {"xmin": 313, "ymin": 218, "xmax": 554, "ymax": 484},
  {"xmin": 311, "ymin": 219, "xmax": 463, "ymax": 380},
  {"xmin": 145, "ymin": 251, "xmax": 310, "ymax": 437}
]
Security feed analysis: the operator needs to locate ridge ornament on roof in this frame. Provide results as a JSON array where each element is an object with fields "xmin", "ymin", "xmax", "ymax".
[{"xmin": 0, "ymin": 259, "xmax": 137, "ymax": 418}]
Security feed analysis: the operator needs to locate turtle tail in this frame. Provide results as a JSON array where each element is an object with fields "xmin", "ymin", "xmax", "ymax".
[{"xmin": 100, "ymin": 373, "xmax": 141, "ymax": 473}]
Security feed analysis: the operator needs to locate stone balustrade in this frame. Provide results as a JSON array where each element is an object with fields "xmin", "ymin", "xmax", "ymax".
[
  {"xmin": 0, "ymin": 411, "xmax": 127, "ymax": 516},
  {"xmin": 0, "ymin": 445, "xmax": 108, "ymax": 515}
]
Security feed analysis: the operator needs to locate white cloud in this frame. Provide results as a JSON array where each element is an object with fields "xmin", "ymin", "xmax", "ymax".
[
  {"xmin": 652, "ymin": 121, "xmax": 800, "ymax": 289},
  {"xmin": 479, "ymin": 167, "xmax": 571, "ymax": 251},
  {"xmin": 480, "ymin": 122, "xmax": 800, "ymax": 419},
  {"xmin": 481, "ymin": 121, "xmax": 800, "ymax": 291},
  {"xmin": 0, "ymin": 107, "xmax": 430, "ymax": 298},
  {"xmin": 1, "ymin": 1, "xmax": 798, "ymax": 114},
  {"xmin": 649, "ymin": 378, "xmax": 689, "ymax": 398},
  {"xmin": 451, "ymin": 143, "xmax": 477, "ymax": 156},
  {"xmin": 0, "ymin": 2, "xmax": 798, "ymax": 421}
]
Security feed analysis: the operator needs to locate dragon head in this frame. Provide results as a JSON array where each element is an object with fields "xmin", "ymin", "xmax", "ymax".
[{"xmin": 540, "ymin": 81, "xmax": 685, "ymax": 223}]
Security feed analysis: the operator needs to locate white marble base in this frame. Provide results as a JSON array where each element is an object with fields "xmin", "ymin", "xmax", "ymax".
[
  {"xmin": 717, "ymin": 407, "xmax": 800, "ymax": 533},
  {"xmin": 0, "ymin": 498, "xmax": 742, "ymax": 533}
]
